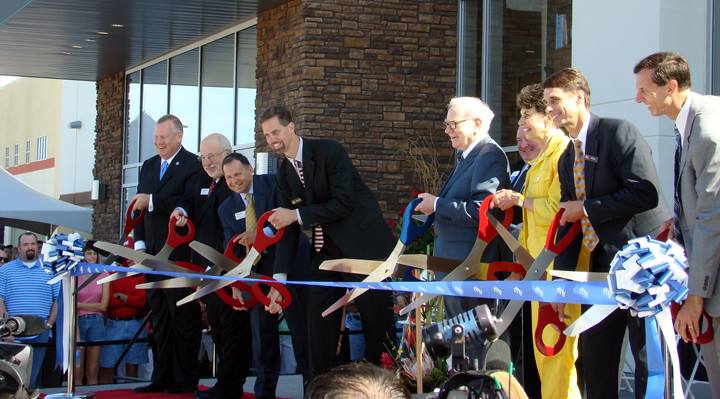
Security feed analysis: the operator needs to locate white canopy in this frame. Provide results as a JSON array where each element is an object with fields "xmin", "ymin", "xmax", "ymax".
[{"xmin": 0, "ymin": 167, "xmax": 92, "ymax": 234}]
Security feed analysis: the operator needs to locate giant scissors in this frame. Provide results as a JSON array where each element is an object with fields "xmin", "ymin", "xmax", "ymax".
[{"xmin": 175, "ymin": 211, "xmax": 286, "ymax": 307}]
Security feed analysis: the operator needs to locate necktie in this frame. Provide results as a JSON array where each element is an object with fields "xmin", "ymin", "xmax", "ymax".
[
  {"xmin": 245, "ymin": 193, "xmax": 257, "ymax": 234},
  {"xmin": 512, "ymin": 164, "xmax": 529, "ymax": 192},
  {"xmin": 208, "ymin": 180, "xmax": 217, "ymax": 196},
  {"xmin": 159, "ymin": 160, "xmax": 169, "ymax": 180},
  {"xmin": 573, "ymin": 139, "xmax": 599, "ymax": 250},
  {"xmin": 673, "ymin": 126, "xmax": 684, "ymax": 244},
  {"xmin": 295, "ymin": 160, "xmax": 324, "ymax": 252}
]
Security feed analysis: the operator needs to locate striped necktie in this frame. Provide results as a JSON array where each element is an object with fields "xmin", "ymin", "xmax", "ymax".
[
  {"xmin": 245, "ymin": 193, "xmax": 257, "ymax": 234},
  {"xmin": 294, "ymin": 160, "xmax": 324, "ymax": 252},
  {"xmin": 573, "ymin": 139, "xmax": 598, "ymax": 250}
]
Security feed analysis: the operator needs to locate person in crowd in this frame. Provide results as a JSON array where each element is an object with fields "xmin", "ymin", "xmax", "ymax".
[
  {"xmin": 98, "ymin": 269, "xmax": 149, "ymax": 384},
  {"xmin": 217, "ymin": 152, "xmax": 311, "ymax": 398},
  {"xmin": 414, "ymin": 96, "xmax": 510, "ymax": 361},
  {"xmin": 130, "ymin": 114, "xmax": 203, "ymax": 394},
  {"xmin": 0, "ymin": 232, "xmax": 58, "ymax": 389},
  {"xmin": 304, "ymin": 361, "xmax": 410, "ymax": 399},
  {"xmin": 263, "ymin": 105, "xmax": 396, "ymax": 377},
  {"xmin": 545, "ymin": 68, "xmax": 670, "ymax": 399},
  {"xmin": 491, "ymin": 84, "xmax": 577, "ymax": 399},
  {"xmin": 172, "ymin": 133, "xmax": 249, "ymax": 399},
  {"xmin": 633, "ymin": 51, "xmax": 720, "ymax": 397},
  {"xmin": 3, "ymin": 245, "xmax": 14, "ymax": 262},
  {"xmin": 75, "ymin": 242, "xmax": 109, "ymax": 385}
]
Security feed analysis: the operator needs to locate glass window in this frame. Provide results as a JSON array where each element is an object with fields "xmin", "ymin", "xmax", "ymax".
[
  {"xmin": 236, "ymin": 27, "xmax": 257, "ymax": 147},
  {"xmin": 25, "ymin": 140, "xmax": 30, "ymax": 163},
  {"xmin": 120, "ymin": 185, "xmax": 138, "ymax": 234},
  {"xmin": 458, "ymin": 0, "xmax": 572, "ymax": 150},
  {"xmin": 201, "ymin": 34, "xmax": 235, "ymax": 144},
  {"xmin": 13, "ymin": 144, "xmax": 18, "ymax": 166},
  {"xmin": 141, "ymin": 61, "xmax": 168, "ymax": 161},
  {"xmin": 125, "ymin": 71, "xmax": 141, "ymax": 164},
  {"xmin": 170, "ymin": 49, "xmax": 200, "ymax": 153},
  {"xmin": 36, "ymin": 136, "xmax": 47, "ymax": 160},
  {"xmin": 4, "ymin": 147, "xmax": 8, "ymax": 168}
]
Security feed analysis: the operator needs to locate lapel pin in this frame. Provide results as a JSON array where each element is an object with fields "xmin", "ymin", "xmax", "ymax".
[{"xmin": 176, "ymin": 161, "xmax": 180, "ymax": 165}]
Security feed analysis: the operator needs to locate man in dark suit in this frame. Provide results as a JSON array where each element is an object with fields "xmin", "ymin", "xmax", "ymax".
[
  {"xmin": 415, "ymin": 96, "xmax": 511, "ymax": 362},
  {"xmin": 544, "ymin": 68, "xmax": 670, "ymax": 399},
  {"xmin": 261, "ymin": 105, "xmax": 396, "ymax": 377},
  {"xmin": 130, "ymin": 114, "xmax": 203, "ymax": 394},
  {"xmin": 634, "ymin": 51, "xmax": 720, "ymax": 398},
  {"xmin": 216, "ymin": 152, "xmax": 311, "ymax": 399},
  {"xmin": 171, "ymin": 134, "xmax": 249, "ymax": 399}
]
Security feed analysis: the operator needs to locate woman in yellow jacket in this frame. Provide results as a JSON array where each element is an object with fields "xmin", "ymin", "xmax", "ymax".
[{"xmin": 492, "ymin": 84, "xmax": 582, "ymax": 399}]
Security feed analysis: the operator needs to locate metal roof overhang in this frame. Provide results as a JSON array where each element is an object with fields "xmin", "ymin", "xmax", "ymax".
[{"xmin": 0, "ymin": 0, "xmax": 283, "ymax": 81}]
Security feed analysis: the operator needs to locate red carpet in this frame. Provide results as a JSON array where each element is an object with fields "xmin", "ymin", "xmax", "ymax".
[{"xmin": 39, "ymin": 387, "xmax": 278, "ymax": 399}]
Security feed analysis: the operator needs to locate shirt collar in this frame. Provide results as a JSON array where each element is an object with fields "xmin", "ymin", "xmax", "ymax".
[
  {"xmin": 22, "ymin": 259, "xmax": 38, "ymax": 269},
  {"xmin": 287, "ymin": 137, "xmax": 304, "ymax": 165},
  {"xmin": 162, "ymin": 146, "xmax": 183, "ymax": 165},
  {"xmin": 575, "ymin": 112, "xmax": 591, "ymax": 153},
  {"xmin": 240, "ymin": 181, "xmax": 254, "ymax": 202},
  {"xmin": 675, "ymin": 91, "xmax": 695, "ymax": 141},
  {"xmin": 462, "ymin": 134, "xmax": 484, "ymax": 159}
]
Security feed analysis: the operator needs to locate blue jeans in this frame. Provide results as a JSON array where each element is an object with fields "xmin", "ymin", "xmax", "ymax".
[{"xmin": 16, "ymin": 329, "xmax": 50, "ymax": 389}]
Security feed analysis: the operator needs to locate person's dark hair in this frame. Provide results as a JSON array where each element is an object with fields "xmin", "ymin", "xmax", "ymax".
[
  {"xmin": 304, "ymin": 362, "xmax": 410, "ymax": 399},
  {"xmin": 259, "ymin": 105, "xmax": 293, "ymax": 126},
  {"xmin": 633, "ymin": 51, "xmax": 691, "ymax": 90},
  {"xmin": 156, "ymin": 114, "xmax": 184, "ymax": 134},
  {"xmin": 18, "ymin": 232, "xmax": 38, "ymax": 247},
  {"xmin": 516, "ymin": 83, "xmax": 546, "ymax": 114},
  {"xmin": 543, "ymin": 68, "xmax": 591, "ymax": 108},
  {"xmin": 222, "ymin": 152, "xmax": 252, "ymax": 168}
]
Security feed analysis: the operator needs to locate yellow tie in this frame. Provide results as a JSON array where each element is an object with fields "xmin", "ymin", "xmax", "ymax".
[
  {"xmin": 573, "ymin": 139, "xmax": 599, "ymax": 251},
  {"xmin": 245, "ymin": 193, "xmax": 257, "ymax": 234}
]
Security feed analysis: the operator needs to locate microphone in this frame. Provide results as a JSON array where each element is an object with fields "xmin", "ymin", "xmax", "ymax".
[
  {"xmin": 0, "ymin": 315, "xmax": 47, "ymax": 337},
  {"xmin": 423, "ymin": 304, "xmax": 499, "ymax": 345}
]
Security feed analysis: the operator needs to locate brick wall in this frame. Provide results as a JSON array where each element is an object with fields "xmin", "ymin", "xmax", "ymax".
[
  {"xmin": 92, "ymin": 72, "xmax": 125, "ymax": 241},
  {"xmin": 256, "ymin": 0, "xmax": 457, "ymax": 219}
]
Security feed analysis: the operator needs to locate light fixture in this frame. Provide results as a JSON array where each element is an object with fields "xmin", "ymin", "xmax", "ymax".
[
  {"xmin": 60, "ymin": 51, "xmax": 72, "ymax": 55},
  {"xmin": 71, "ymin": 45, "xmax": 83, "ymax": 49},
  {"xmin": 111, "ymin": 23, "xmax": 124, "ymax": 28},
  {"xmin": 96, "ymin": 31, "xmax": 109, "ymax": 35},
  {"xmin": 84, "ymin": 38, "xmax": 95, "ymax": 42}
]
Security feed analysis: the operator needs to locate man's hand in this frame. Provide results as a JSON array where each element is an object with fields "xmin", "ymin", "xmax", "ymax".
[
  {"xmin": 233, "ymin": 230, "xmax": 256, "ymax": 247},
  {"xmin": 492, "ymin": 189, "xmax": 523, "ymax": 211},
  {"xmin": 264, "ymin": 288, "xmax": 284, "ymax": 314},
  {"xmin": 131, "ymin": 194, "xmax": 150, "ymax": 211},
  {"xmin": 559, "ymin": 201, "xmax": 585, "ymax": 225},
  {"xmin": 415, "ymin": 193, "xmax": 437, "ymax": 215},
  {"xmin": 230, "ymin": 287, "xmax": 249, "ymax": 312},
  {"xmin": 268, "ymin": 208, "xmax": 298, "ymax": 230},
  {"xmin": 674, "ymin": 295, "xmax": 704, "ymax": 343},
  {"xmin": 550, "ymin": 303, "xmax": 570, "ymax": 323},
  {"xmin": 171, "ymin": 209, "xmax": 188, "ymax": 227}
]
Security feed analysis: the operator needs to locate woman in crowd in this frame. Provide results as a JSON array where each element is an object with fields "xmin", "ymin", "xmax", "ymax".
[
  {"xmin": 492, "ymin": 84, "xmax": 580, "ymax": 399},
  {"xmin": 76, "ymin": 242, "xmax": 109, "ymax": 385}
]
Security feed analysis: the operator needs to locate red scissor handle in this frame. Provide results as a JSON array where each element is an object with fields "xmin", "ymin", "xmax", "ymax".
[
  {"xmin": 545, "ymin": 208, "xmax": 582, "ymax": 254},
  {"xmin": 478, "ymin": 194, "xmax": 514, "ymax": 242},
  {"xmin": 123, "ymin": 198, "xmax": 146, "ymax": 237},
  {"xmin": 486, "ymin": 261, "xmax": 527, "ymax": 281},
  {"xmin": 250, "ymin": 275, "xmax": 293, "ymax": 309},
  {"xmin": 252, "ymin": 211, "xmax": 285, "ymax": 253},
  {"xmin": 535, "ymin": 303, "xmax": 567, "ymax": 356},
  {"xmin": 165, "ymin": 215, "xmax": 196, "ymax": 248},
  {"xmin": 670, "ymin": 301, "xmax": 714, "ymax": 344},
  {"xmin": 224, "ymin": 236, "xmax": 245, "ymax": 263}
]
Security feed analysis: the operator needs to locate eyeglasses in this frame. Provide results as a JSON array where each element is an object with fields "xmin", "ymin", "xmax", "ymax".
[
  {"xmin": 198, "ymin": 151, "xmax": 228, "ymax": 162},
  {"xmin": 443, "ymin": 118, "xmax": 474, "ymax": 130}
]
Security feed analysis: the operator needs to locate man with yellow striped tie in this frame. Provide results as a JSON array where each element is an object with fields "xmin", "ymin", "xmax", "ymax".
[{"xmin": 543, "ymin": 68, "xmax": 670, "ymax": 399}]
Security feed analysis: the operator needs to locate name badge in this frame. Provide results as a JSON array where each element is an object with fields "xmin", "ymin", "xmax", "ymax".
[
  {"xmin": 585, "ymin": 154, "xmax": 599, "ymax": 163},
  {"xmin": 200, "ymin": 188, "xmax": 210, "ymax": 196},
  {"xmin": 291, "ymin": 197, "xmax": 303, "ymax": 206},
  {"xmin": 235, "ymin": 211, "xmax": 246, "ymax": 220}
]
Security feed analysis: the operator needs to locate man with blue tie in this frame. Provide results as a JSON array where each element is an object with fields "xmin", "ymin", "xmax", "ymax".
[
  {"xmin": 415, "ymin": 96, "xmax": 511, "ymax": 362},
  {"xmin": 217, "ymin": 153, "xmax": 311, "ymax": 398},
  {"xmin": 634, "ymin": 51, "xmax": 720, "ymax": 398}
]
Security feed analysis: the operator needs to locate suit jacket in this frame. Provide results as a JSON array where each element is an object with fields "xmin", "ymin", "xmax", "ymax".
[
  {"xmin": 134, "ymin": 147, "xmax": 202, "ymax": 258},
  {"xmin": 434, "ymin": 135, "xmax": 511, "ymax": 261},
  {"xmin": 555, "ymin": 115, "xmax": 670, "ymax": 272},
  {"xmin": 274, "ymin": 138, "xmax": 395, "ymax": 274},
  {"xmin": 217, "ymin": 174, "xmax": 311, "ymax": 278},
  {"xmin": 176, "ymin": 174, "xmax": 232, "ymax": 264},
  {"xmin": 677, "ymin": 93, "xmax": 720, "ymax": 316}
]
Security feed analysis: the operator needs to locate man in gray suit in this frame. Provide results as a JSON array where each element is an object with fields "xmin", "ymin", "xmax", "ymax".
[
  {"xmin": 634, "ymin": 51, "xmax": 720, "ymax": 397},
  {"xmin": 415, "ymin": 96, "xmax": 511, "ymax": 360}
]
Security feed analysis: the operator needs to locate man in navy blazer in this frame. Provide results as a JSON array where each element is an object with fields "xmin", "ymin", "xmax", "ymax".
[
  {"xmin": 217, "ymin": 152, "xmax": 311, "ymax": 398},
  {"xmin": 415, "ymin": 96, "xmax": 511, "ymax": 360},
  {"xmin": 129, "ymin": 114, "xmax": 203, "ymax": 394}
]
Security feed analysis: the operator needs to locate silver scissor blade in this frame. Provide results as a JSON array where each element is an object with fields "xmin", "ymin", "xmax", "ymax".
[
  {"xmin": 189, "ymin": 241, "xmax": 238, "ymax": 272},
  {"xmin": 486, "ymin": 213, "xmax": 535, "ymax": 270},
  {"xmin": 93, "ymin": 241, "xmax": 152, "ymax": 264},
  {"xmin": 494, "ymin": 300, "xmax": 524, "ymax": 336},
  {"xmin": 319, "ymin": 259, "xmax": 383, "ymax": 275},
  {"xmin": 399, "ymin": 293, "xmax": 435, "ymax": 315},
  {"xmin": 137, "ymin": 278, "xmax": 201, "ymax": 289}
]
